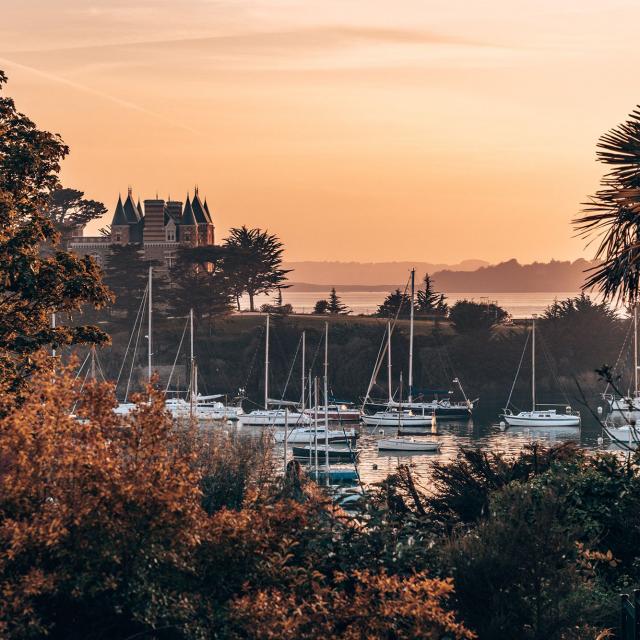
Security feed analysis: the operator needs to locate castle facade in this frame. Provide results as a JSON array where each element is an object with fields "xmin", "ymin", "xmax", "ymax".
[{"xmin": 67, "ymin": 187, "xmax": 216, "ymax": 268}]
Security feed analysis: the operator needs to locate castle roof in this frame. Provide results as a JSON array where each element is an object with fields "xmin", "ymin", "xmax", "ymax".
[
  {"xmin": 192, "ymin": 187, "xmax": 212, "ymax": 224},
  {"xmin": 180, "ymin": 195, "xmax": 197, "ymax": 226},
  {"xmin": 123, "ymin": 189, "xmax": 141, "ymax": 223},
  {"xmin": 111, "ymin": 195, "xmax": 128, "ymax": 226}
]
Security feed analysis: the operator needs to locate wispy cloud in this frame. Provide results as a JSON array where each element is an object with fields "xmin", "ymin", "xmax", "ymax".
[
  {"xmin": 1, "ymin": 26, "xmax": 503, "ymax": 56},
  {"xmin": 0, "ymin": 56, "xmax": 200, "ymax": 134}
]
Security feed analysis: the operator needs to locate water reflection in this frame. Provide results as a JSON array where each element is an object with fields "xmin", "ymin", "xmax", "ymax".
[{"xmin": 248, "ymin": 401, "xmax": 609, "ymax": 486}]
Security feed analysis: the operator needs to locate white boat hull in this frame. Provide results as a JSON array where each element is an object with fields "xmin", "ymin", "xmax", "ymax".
[
  {"xmin": 362, "ymin": 412, "xmax": 432, "ymax": 427},
  {"xmin": 274, "ymin": 427, "xmax": 357, "ymax": 443},
  {"xmin": 303, "ymin": 407, "xmax": 362, "ymax": 422},
  {"xmin": 377, "ymin": 438, "xmax": 441, "ymax": 452},
  {"xmin": 605, "ymin": 424, "xmax": 640, "ymax": 442},
  {"xmin": 503, "ymin": 412, "xmax": 580, "ymax": 428},
  {"xmin": 239, "ymin": 411, "xmax": 311, "ymax": 427}
]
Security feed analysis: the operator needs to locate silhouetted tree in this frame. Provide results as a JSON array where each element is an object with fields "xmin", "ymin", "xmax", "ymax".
[
  {"xmin": 449, "ymin": 300, "xmax": 509, "ymax": 333},
  {"xmin": 538, "ymin": 293, "xmax": 623, "ymax": 375},
  {"xmin": 376, "ymin": 289, "xmax": 412, "ymax": 318},
  {"xmin": 0, "ymin": 69, "xmax": 112, "ymax": 388},
  {"xmin": 103, "ymin": 244, "xmax": 160, "ymax": 323},
  {"xmin": 575, "ymin": 106, "xmax": 640, "ymax": 302},
  {"xmin": 416, "ymin": 274, "xmax": 448, "ymax": 316},
  {"xmin": 170, "ymin": 245, "xmax": 233, "ymax": 319},
  {"xmin": 44, "ymin": 186, "xmax": 107, "ymax": 239},
  {"xmin": 223, "ymin": 226, "xmax": 290, "ymax": 311},
  {"xmin": 313, "ymin": 299, "xmax": 329, "ymax": 314},
  {"xmin": 327, "ymin": 287, "xmax": 349, "ymax": 315}
]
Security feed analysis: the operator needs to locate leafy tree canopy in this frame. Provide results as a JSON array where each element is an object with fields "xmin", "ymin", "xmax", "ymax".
[
  {"xmin": 449, "ymin": 300, "xmax": 509, "ymax": 334},
  {"xmin": 313, "ymin": 299, "xmax": 329, "ymax": 314},
  {"xmin": 0, "ymin": 70, "xmax": 112, "ymax": 388},
  {"xmin": 44, "ymin": 186, "xmax": 107, "ymax": 236}
]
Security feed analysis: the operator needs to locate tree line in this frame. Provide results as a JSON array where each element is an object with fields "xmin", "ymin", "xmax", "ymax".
[{"xmin": 103, "ymin": 226, "xmax": 289, "ymax": 325}]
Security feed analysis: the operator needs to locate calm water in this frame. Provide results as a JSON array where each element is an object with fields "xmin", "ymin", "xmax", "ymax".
[
  {"xmin": 239, "ymin": 403, "xmax": 613, "ymax": 486},
  {"xmin": 252, "ymin": 291, "xmax": 581, "ymax": 319}
]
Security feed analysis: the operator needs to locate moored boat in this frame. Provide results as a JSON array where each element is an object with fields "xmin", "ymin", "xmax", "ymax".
[
  {"xmin": 362, "ymin": 409, "xmax": 432, "ymax": 427},
  {"xmin": 304, "ymin": 404, "xmax": 361, "ymax": 421},
  {"xmin": 292, "ymin": 444, "xmax": 360, "ymax": 462},
  {"xmin": 377, "ymin": 438, "xmax": 441, "ymax": 452},
  {"xmin": 501, "ymin": 317, "xmax": 581, "ymax": 428},
  {"xmin": 274, "ymin": 426, "xmax": 357, "ymax": 443}
]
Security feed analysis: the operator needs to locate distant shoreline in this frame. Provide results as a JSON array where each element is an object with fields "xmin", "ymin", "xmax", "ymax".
[{"xmin": 287, "ymin": 282, "xmax": 588, "ymax": 294}]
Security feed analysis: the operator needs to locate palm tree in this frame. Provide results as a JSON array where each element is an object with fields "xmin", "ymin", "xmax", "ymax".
[{"xmin": 575, "ymin": 107, "xmax": 640, "ymax": 303}]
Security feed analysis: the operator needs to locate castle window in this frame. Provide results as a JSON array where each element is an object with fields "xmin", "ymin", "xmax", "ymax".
[
  {"xmin": 166, "ymin": 229, "xmax": 175, "ymax": 242},
  {"xmin": 115, "ymin": 232, "xmax": 122, "ymax": 242},
  {"xmin": 166, "ymin": 254, "xmax": 175, "ymax": 268},
  {"xmin": 184, "ymin": 231, "xmax": 191, "ymax": 242}
]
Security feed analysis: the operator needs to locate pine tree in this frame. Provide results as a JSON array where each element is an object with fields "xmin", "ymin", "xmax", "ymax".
[
  {"xmin": 327, "ymin": 287, "xmax": 349, "ymax": 315},
  {"xmin": 376, "ymin": 289, "xmax": 412, "ymax": 318},
  {"xmin": 416, "ymin": 274, "xmax": 448, "ymax": 316}
]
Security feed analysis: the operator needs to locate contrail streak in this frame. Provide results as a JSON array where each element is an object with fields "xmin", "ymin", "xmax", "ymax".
[{"xmin": 0, "ymin": 56, "xmax": 199, "ymax": 135}]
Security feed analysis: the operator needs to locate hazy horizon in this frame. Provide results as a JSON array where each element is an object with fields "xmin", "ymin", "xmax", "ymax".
[{"xmin": 2, "ymin": 0, "xmax": 637, "ymax": 263}]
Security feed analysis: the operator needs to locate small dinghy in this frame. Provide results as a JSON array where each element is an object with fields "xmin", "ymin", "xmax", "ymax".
[
  {"xmin": 292, "ymin": 444, "xmax": 359, "ymax": 462},
  {"xmin": 377, "ymin": 438, "xmax": 441, "ymax": 452}
]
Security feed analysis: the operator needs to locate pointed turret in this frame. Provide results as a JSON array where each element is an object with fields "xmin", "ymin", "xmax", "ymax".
[
  {"xmin": 180, "ymin": 195, "xmax": 197, "ymax": 226},
  {"xmin": 123, "ymin": 187, "xmax": 140, "ymax": 223},
  {"xmin": 137, "ymin": 198, "xmax": 143, "ymax": 218},
  {"xmin": 191, "ymin": 186, "xmax": 211, "ymax": 224},
  {"xmin": 111, "ymin": 194, "xmax": 128, "ymax": 226}
]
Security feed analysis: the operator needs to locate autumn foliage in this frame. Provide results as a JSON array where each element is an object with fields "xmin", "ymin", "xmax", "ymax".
[{"xmin": 0, "ymin": 360, "xmax": 472, "ymax": 639}]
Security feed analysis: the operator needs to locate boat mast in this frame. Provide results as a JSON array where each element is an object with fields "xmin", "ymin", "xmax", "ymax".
[
  {"xmin": 408, "ymin": 268, "xmax": 415, "ymax": 403},
  {"xmin": 634, "ymin": 305, "xmax": 638, "ymax": 397},
  {"xmin": 147, "ymin": 266, "xmax": 153, "ymax": 383},
  {"xmin": 387, "ymin": 322, "xmax": 393, "ymax": 403},
  {"xmin": 301, "ymin": 331, "xmax": 306, "ymax": 411},
  {"xmin": 531, "ymin": 316, "xmax": 536, "ymax": 411},
  {"xmin": 324, "ymin": 322, "xmax": 329, "ymax": 472},
  {"xmin": 51, "ymin": 312, "xmax": 56, "ymax": 358},
  {"xmin": 264, "ymin": 314, "xmax": 270, "ymax": 410},
  {"xmin": 190, "ymin": 308, "xmax": 195, "ymax": 418}
]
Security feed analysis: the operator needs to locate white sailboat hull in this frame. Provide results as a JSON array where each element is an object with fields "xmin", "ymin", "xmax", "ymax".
[
  {"xmin": 377, "ymin": 438, "xmax": 441, "ymax": 452},
  {"xmin": 503, "ymin": 411, "xmax": 580, "ymax": 428},
  {"xmin": 362, "ymin": 412, "xmax": 432, "ymax": 427},
  {"xmin": 239, "ymin": 410, "xmax": 311, "ymax": 427},
  {"xmin": 274, "ymin": 427, "xmax": 357, "ymax": 443},
  {"xmin": 605, "ymin": 424, "xmax": 640, "ymax": 443}
]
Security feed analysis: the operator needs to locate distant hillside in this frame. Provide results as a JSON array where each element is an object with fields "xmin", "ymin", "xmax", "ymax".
[
  {"xmin": 431, "ymin": 259, "xmax": 596, "ymax": 293},
  {"xmin": 286, "ymin": 259, "xmax": 596, "ymax": 293},
  {"xmin": 283, "ymin": 260, "xmax": 488, "ymax": 286}
]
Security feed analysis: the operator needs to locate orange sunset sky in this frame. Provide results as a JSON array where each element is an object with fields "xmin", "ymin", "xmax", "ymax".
[{"xmin": 1, "ymin": 0, "xmax": 638, "ymax": 263}]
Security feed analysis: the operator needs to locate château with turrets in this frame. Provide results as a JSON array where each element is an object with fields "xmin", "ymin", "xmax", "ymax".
[{"xmin": 68, "ymin": 186, "xmax": 216, "ymax": 268}]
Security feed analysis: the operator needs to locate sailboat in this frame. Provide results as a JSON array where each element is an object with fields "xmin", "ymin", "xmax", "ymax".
[
  {"xmin": 603, "ymin": 305, "xmax": 640, "ymax": 422},
  {"xmin": 165, "ymin": 309, "xmax": 243, "ymax": 422},
  {"xmin": 364, "ymin": 270, "xmax": 475, "ymax": 417},
  {"xmin": 376, "ymin": 374, "xmax": 442, "ymax": 452},
  {"xmin": 115, "ymin": 266, "xmax": 153, "ymax": 417},
  {"xmin": 239, "ymin": 315, "xmax": 310, "ymax": 427},
  {"xmin": 502, "ymin": 317, "xmax": 580, "ymax": 428}
]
